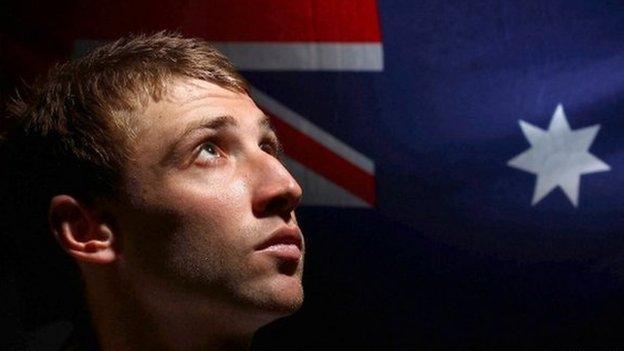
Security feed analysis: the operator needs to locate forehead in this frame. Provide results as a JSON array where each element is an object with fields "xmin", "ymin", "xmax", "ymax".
[
  {"xmin": 125, "ymin": 78, "xmax": 272, "ymax": 166},
  {"xmin": 167, "ymin": 78, "xmax": 248, "ymax": 104},
  {"xmin": 155, "ymin": 78, "xmax": 257, "ymax": 119},
  {"xmin": 134, "ymin": 78, "xmax": 264, "ymax": 135}
]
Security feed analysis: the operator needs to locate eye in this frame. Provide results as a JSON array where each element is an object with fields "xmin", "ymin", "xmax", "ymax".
[
  {"xmin": 196, "ymin": 142, "xmax": 223, "ymax": 164},
  {"xmin": 260, "ymin": 138, "xmax": 282, "ymax": 158}
]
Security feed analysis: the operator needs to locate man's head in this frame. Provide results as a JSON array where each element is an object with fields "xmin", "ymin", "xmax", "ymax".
[{"xmin": 1, "ymin": 32, "xmax": 304, "ymax": 334}]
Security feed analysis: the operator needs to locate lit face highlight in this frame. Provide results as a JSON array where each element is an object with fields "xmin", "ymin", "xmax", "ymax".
[{"xmin": 114, "ymin": 78, "xmax": 304, "ymax": 319}]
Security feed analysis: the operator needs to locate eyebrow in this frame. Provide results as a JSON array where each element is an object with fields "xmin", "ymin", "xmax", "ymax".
[
  {"xmin": 177, "ymin": 115, "xmax": 239, "ymax": 141},
  {"xmin": 178, "ymin": 114, "xmax": 275, "ymax": 139},
  {"xmin": 260, "ymin": 115, "xmax": 279, "ymax": 138}
]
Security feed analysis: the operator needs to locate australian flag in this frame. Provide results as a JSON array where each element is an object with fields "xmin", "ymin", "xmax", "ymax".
[{"xmin": 2, "ymin": 0, "xmax": 624, "ymax": 349}]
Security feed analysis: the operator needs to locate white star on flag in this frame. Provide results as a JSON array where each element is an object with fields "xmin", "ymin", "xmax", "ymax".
[{"xmin": 507, "ymin": 104, "xmax": 610, "ymax": 207}]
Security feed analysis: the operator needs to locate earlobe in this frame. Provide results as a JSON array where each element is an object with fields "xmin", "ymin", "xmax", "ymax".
[{"xmin": 49, "ymin": 195, "xmax": 117, "ymax": 264}]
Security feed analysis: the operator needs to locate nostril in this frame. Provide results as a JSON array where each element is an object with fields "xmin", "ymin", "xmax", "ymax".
[
  {"xmin": 261, "ymin": 195, "xmax": 294, "ymax": 219},
  {"xmin": 253, "ymin": 183, "xmax": 302, "ymax": 220}
]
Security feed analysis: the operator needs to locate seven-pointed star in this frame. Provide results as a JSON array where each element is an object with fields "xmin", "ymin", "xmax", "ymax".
[{"xmin": 507, "ymin": 104, "xmax": 610, "ymax": 207}]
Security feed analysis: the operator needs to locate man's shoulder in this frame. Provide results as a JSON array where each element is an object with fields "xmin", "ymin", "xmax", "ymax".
[{"xmin": 8, "ymin": 320, "xmax": 98, "ymax": 351}]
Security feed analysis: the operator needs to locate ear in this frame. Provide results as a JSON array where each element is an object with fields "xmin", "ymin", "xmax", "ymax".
[{"xmin": 49, "ymin": 195, "xmax": 117, "ymax": 264}]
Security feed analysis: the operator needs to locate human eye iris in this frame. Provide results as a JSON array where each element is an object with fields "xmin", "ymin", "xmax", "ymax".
[{"xmin": 197, "ymin": 142, "xmax": 222, "ymax": 163}]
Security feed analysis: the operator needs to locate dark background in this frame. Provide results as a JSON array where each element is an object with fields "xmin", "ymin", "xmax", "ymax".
[{"xmin": 3, "ymin": 1, "xmax": 624, "ymax": 350}]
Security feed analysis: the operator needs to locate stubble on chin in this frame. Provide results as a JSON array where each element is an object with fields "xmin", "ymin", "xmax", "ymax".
[{"xmin": 234, "ymin": 257, "xmax": 305, "ymax": 317}]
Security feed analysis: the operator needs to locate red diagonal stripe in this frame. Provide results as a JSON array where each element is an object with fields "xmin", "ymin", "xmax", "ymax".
[{"xmin": 266, "ymin": 112, "xmax": 376, "ymax": 205}]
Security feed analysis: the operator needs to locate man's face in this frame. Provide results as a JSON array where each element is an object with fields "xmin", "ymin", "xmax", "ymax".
[{"xmin": 114, "ymin": 78, "xmax": 304, "ymax": 318}]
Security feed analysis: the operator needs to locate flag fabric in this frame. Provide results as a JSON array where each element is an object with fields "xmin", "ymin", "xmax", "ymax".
[{"xmin": 3, "ymin": 0, "xmax": 624, "ymax": 349}]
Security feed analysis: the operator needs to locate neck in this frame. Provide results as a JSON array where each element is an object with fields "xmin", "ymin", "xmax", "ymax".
[{"xmin": 81, "ymin": 267, "xmax": 257, "ymax": 351}]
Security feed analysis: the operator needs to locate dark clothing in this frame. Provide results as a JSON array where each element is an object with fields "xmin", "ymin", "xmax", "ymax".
[
  {"xmin": 59, "ymin": 318, "xmax": 99, "ymax": 351},
  {"xmin": 13, "ymin": 310, "xmax": 100, "ymax": 351}
]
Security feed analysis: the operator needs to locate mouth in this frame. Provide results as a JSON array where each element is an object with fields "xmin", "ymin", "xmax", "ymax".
[{"xmin": 255, "ymin": 226, "xmax": 303, "ymax": 261}]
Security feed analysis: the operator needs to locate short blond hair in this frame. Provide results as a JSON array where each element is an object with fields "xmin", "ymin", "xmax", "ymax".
[{"xmin": 2, "ymin": 31, "xmax": 248, "ymax": 204}]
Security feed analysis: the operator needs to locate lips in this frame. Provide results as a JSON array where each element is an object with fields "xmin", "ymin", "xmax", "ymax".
[{"xmin": 255, "ymin": 226, "xmax": 303, "ymax": 261}]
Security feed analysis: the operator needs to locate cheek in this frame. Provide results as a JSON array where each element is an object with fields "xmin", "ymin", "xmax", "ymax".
[
  {"xmin": 155, "ymin": 176, "xmax": 254, "ymax": 266},
  {"xmin": 167, "ymin": 175, "xmax": 250, "ymax": 231},
  {"xmin": 119, "ymin": 169, "xmax": 256, "ymax": 288}
]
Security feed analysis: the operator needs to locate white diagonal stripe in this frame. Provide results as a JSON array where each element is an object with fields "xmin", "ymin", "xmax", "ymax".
[
  {"xmin": 282, "ymin": 156, "xmax": 370, "ymax": 208},
  {"xmin": 252, "ymin": 86, "xmax": 375, "ymax": 174}
]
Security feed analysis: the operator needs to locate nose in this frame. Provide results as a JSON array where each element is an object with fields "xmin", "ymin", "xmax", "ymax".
[{"xmin": 250, "ymin": 153, "xmax": 303, "ymax": 220}]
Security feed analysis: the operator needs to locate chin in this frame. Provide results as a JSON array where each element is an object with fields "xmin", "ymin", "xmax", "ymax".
[
  {"xmin": 242, "ymin": 272, "xmax": 304, "ymax": 318},
  {"xmin": 267, "ymin": 273, "xmax": 304, "ymax": 313}
]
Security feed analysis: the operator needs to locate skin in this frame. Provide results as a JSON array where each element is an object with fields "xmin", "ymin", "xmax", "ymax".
[{"xmin": 49, "ymin": 78, "xmax": 304, "ymax": 351}]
